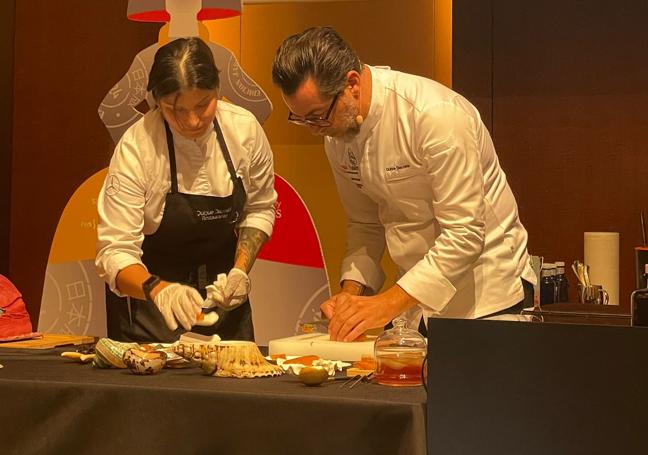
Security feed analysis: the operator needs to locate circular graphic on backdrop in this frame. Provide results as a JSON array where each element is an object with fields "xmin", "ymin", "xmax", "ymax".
[
  {"xmin": 39, "ymin": 261, "xmax": 95, "ymax": 334},
  {"xmin": 294, "ymin": 284, "xmax": 331, "ymax": 334}
]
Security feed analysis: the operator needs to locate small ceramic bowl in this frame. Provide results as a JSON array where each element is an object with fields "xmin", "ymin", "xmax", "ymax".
[{"xmin": 122, "ymin": 348, "xmax": 167, "ymax": 375}]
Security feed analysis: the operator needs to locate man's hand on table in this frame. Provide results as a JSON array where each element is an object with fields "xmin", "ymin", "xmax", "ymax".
[{"xmin": 320, "ymin": 285, "xmax": 420, "ymax": 342}]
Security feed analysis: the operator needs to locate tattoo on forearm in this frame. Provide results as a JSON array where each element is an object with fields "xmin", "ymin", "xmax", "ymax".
[{"xmin": 235, "ymin": 227, "xmax": 269, "ymax": 273}]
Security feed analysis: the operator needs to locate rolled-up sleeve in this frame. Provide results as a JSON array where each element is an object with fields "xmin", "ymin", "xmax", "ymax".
[
  {"xmin": 95, "ymin": 137, "xmax": 149, "ymax": 296},
  {"xmin": 327, "ymin": 147, "xmax": 386, "ymax": 294},
  {"xmin": 397, "ymin": 101, "xmax": 486, "ymax": 312},
  {"xmin": 237, "ymin": 120, "xmax": 276, "ymax": 237}
]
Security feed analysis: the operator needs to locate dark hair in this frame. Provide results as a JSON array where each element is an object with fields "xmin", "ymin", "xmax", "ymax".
[
  {"xmin": 271, "ymin": 26, "xmax": 362, "ymax": 97},
  {"xmin": 147, "ymin": 37, "xmax": 220, "ymax": 100}
]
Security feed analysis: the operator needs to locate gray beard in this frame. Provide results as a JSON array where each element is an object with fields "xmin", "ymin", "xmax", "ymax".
[
  {"xmin": 340, "ymin": 126, "xmax": 361, "ymax": 143},
  {"xmin": 339, "ymin": 105, "xmax": 361, "ymax": 142}
]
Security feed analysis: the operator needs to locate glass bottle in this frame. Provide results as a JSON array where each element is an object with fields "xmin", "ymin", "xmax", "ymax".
[
  {"xmin": 540, "ymin": 263, "xmax": 556, "ymax": 305},
  {"xmin": 374, "ymin": 318, "xmax": 427, "ymax": 387},
  {"xmin": 554, "ymin": 261, "xmax": 569, "ymax": 303},
  {"xmin": 631, "ymin": 264, "xmax": 648, "ymax": 326}
]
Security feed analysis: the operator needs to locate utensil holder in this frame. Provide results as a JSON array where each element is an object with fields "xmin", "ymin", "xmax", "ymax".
[{"xmin": 578, "ymin": 284, "xmax": 610, "ymax": 305}]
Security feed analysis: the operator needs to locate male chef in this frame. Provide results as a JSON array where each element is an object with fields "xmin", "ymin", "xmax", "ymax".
[{"xmin": 272, "ymin": 26, "xmax": 536, "ymax": 341}]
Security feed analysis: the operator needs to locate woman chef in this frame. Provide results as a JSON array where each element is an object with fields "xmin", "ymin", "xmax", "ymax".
[{"xmin": 96, "ymin": 37, "xmax": 276, "ymax": 343}]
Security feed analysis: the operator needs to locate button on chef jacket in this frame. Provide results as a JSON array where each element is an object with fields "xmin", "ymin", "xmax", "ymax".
[
  {"xmin": 325, "ymin": 66, "xmax": 536, "ymax": 326},
  {"xmin": 96, "ymin": 102, "xmax": 276, "ymax": 295}
]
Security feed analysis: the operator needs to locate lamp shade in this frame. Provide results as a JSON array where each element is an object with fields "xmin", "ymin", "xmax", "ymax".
[{"xmin": 127, "ymin": 0, "xmax": 242, "ymax": 22}]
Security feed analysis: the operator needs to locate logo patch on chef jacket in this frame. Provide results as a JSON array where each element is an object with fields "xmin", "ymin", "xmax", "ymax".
[
  {"xmin": 384, "ymin": 163, "xmax": 412, "ymax": 181},
  {"xmin": 105, "ymin": 174, "xmax": 121, "ymax": 196},
  {"xmin": 339, "ymin": 148, "xmax": 362, "ymax": 188},
  {"xmin": 347, "ymin": 149, "xmax": 359, "ymax": 170}
]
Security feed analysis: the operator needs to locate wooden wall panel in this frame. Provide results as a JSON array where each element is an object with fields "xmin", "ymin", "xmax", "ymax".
[
  {"xmin": 454, "ymin": 0, "xmax": 648, "ymax": 306},
  {"xmin": 0, "ymin": 1, "xmax": 15, "ymax": 276},
  {"xmin": 10, "ymin": 0, "xmax": 158, "ymax": 321},
  {"xmin": 452, "ymin": 0, "xmax": 492, "ymax": 131}
]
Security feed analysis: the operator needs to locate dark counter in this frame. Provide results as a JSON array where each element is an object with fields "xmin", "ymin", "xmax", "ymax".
[{"xmin": 0, "ymin": 347, "xmax": 426, "ymax": 455}]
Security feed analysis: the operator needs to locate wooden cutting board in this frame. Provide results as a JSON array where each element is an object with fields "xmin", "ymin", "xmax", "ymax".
[{"xmin": 0, "ymin": 333, "xmax": 95, "ymax": 349}]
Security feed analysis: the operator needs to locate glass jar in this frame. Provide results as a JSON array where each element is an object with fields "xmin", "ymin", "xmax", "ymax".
[{"xmin": 374, "ymin": 318, "xmax": 427, "ymax": 387}]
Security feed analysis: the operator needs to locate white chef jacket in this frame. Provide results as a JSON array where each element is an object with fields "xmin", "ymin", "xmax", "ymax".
[
  {"xmin": 96, "ymin": 102, "xmax": 276, "ymax": 295},
  {"xmin": 325, "ymin": 66, "xmax": 536, "ymax": 325}
]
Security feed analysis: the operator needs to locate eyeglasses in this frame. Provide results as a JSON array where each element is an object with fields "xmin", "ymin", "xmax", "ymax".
[{"xmin": 287, "ymin": 92, "xmax": 340, "ymax": 127}]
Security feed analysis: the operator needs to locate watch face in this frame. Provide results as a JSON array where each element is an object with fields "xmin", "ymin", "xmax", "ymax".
[
  {"xmin": 144, "ymin": 275, "xmax": 159, "ymax": 286},
  {"xmin": 143, "ymin": 275, "xmax": 161, "ymax": 301}
]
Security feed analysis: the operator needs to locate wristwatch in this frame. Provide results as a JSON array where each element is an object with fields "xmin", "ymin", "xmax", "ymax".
[
  {"xmin": 343, "ymin": 280, "xmax": 367, "ymax": 296},
  {"xmin": 142, "ymin": 275, "xmax": 162, "ymax": 302}
]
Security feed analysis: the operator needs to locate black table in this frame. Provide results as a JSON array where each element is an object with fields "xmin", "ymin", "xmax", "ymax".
[
  {"xmin": 0, "ymin": 348, "xmax": 426, "ymax": 455},
  {"xmin": 426, "ymin": 318, "xmax": 648, "ymax": 455}
]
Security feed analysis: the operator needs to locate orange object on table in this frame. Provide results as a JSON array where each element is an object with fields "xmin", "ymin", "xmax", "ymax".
[
  {"xmin": 282, "ymin": 355, "xmax": 320, "ymax": 366},
  {"xmin": 352, "ymin": 355, "xmax": 376, "ymax": 371}
]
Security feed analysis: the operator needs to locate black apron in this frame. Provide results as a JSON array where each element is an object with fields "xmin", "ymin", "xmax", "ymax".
[{"xmin": 106, "ymin": 117, "xmax": 254, "ymax": 343}]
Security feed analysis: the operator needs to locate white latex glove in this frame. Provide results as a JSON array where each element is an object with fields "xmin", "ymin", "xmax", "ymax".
[
  {"xmin": 204, "ymin": 273, "xmax": 228, "ymax": 309},
  {"xmin": 223, "ymin": 268, "xmax": 250, "ymax": 309},
  {"xmin": 153, "ymin": 283, "xmax": 203, "ymax": 331}
]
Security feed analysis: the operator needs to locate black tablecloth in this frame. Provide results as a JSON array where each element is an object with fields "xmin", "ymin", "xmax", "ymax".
[{"xmin": 0, "ymin": 348, "xmax": 426, "ymax": 455}]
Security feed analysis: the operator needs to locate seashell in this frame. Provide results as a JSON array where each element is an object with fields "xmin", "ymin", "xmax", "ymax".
[
  {"xmin": 122, "ymin": 348, "xmax": 167, "ymax": 375},
  {"xmin": 207, "ymin": 341, "xmax": 283, "ymax": 379},
  {"xmin": 172, "ymin": 342, "xmax": 199, "ymax": 361},
  {"xmin": 173, "ymin": 341, "xmax": 219, "ymax": 363},
  {"xmin": 61, "ymin": 352, "xmax": 95, "ymax": 363},
  {"xmin": 153, "ymin": 347, "xmax": 191, "ymax": 369},
  {"xmin": 200, "ymin": 349, "xmax": 219, "ymax": 375},
  {"xmin": 93, "ymin": 338, "xmax": 139, "ymax": 369}
]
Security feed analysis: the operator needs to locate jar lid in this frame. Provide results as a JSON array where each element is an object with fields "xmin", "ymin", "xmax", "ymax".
[{"xmin": 374, "ymin": 317, "xmax": 427, "ymax": 351}]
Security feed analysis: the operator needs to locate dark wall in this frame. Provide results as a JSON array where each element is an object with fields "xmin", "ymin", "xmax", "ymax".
[
  {"xmin": 452, "ymin": 0, "xmax": 492, "ymax": 131},
  {"xmin": 454, "ymin": 0, "xmax": 648, "ymax": 307},
  {"xmin": 0, "ymin": 1, "xmax": 15, "ymax": 276},
  {"xmin": 10, "ymin": 0, "xmax": 158, "ymax": 322}
]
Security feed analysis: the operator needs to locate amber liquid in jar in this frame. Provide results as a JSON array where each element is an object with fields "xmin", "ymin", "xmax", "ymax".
[{"xmin": 374, "ymin": 347, "xmax": 425, "ymax": 386}]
